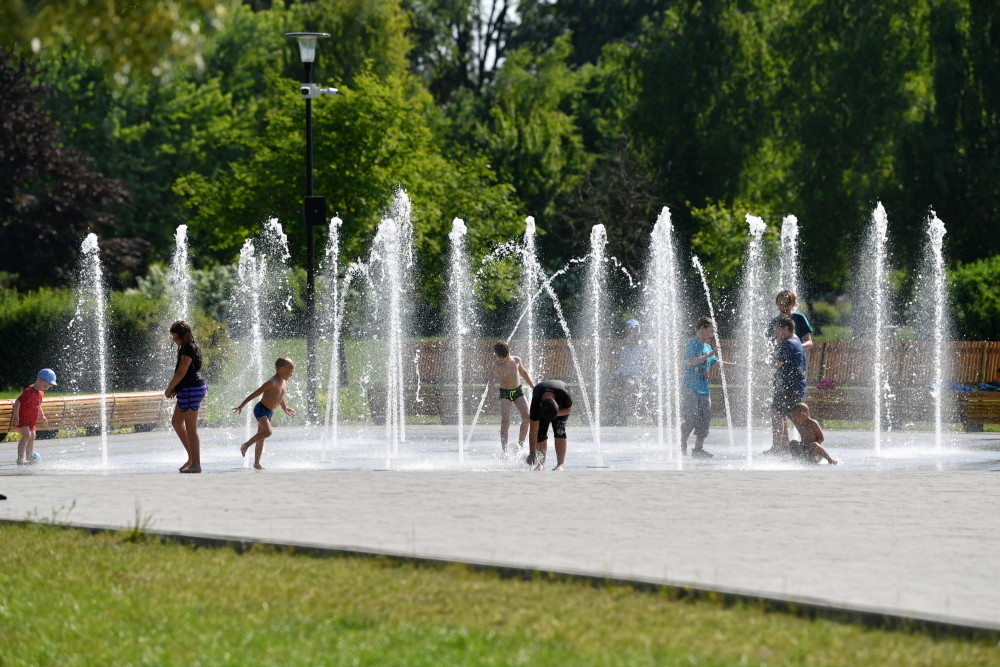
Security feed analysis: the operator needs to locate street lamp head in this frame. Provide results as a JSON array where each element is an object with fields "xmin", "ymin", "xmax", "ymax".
[{"xmin": 285, "ymin": 32, "xmax": 331, "ymax": 63}]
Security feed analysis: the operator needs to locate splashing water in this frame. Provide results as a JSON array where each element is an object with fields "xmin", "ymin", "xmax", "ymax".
[
  {"xmin": 448, "ymin": 218, "xmax": 478, "ymax": 462},
  {"xmin": 738, "ymin": 215, "xmax": 768, "ymax": 464},
  {"xmin": 647, "ymin": 207, "xmax": 685, "ymax": 466},
  {"xmin": 779, "ymin": 215, "xmax": 799, "ymax": 296},
  {"xmin": 169, "ymin": 225, "xmax": 191, "ymax": 321},
  {"xmin": 925, "ymin": 212, "xmax": 949, "ymax": 452},
  {"xmin": 692, "ymin": 255, "xmax": 736, "ymax": 454},
  {"xmin": 79, "ymin": 234, "xmax": 109, "ymax": 466}
]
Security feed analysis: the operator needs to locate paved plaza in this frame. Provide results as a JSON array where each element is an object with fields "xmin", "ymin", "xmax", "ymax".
[{"xmin": 2, "ymin": 424, "xmax": 999, "ymax": 632}]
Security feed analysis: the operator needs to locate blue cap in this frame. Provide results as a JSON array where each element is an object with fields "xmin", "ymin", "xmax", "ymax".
[
  {"xmin": 37, "ymin": 368, "xmax": 57, "ymax": 385},
  {"xmin": 624, "ymin": 319, "xmax": 640, "ymax": 329}
]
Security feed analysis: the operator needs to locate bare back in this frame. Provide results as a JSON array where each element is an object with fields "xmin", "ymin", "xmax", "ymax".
[
  {"xmin": 259, "ymin": 374, "xmax": 288, "ymax": 410},
  {"xmin": 494, "ymin": 355, "xmax": 524, "ymax": 390},
  {"xmin": 797, "ymin": 417, "xmax": 824, "ymax": 445}
]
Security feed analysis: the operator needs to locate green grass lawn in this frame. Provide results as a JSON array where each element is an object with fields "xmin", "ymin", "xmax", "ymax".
[{"xmin": 0, "ymin": 523, "xmax": 994, "ymax": 665}]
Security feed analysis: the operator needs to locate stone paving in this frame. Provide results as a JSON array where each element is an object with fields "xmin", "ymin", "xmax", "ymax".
[{"xmin": 2, "ymin": 425, "xmax": 999, "ymax": 632}]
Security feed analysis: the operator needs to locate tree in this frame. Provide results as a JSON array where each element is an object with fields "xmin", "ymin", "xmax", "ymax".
[
  {"xmin": 0, "ymin": 50, "xmax": 129, "ymax": 289},
  {"xmin": 404, "ymin": 0, "xmax": 518, "ymax": 102}
]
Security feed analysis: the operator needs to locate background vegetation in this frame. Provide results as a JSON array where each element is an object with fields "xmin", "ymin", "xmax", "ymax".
[{"xmin": 1, "ymin": 0, "xmax": 998, "ymax": 378}]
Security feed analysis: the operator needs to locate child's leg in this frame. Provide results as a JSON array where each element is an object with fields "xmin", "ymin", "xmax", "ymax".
[
  {"xmin": 533, "ymin": 438, "xmax": 548, "ymax": 470},
  {"xmin": 499, "ymin": 399, "xmax": 512, "ymax": 451},
  {"xmin": 181, "ymin": 409, "xmax": 201, "ymax": 472},
  {"xmin": 810, "ymin": 442, "xmax": 837, "ymax": 465},
  {"xmin": 172, "ymin": 406, "xmax": 192, "ymax": 469},
  {"xmin": 17, "ymin": 427, "xmax": 31, "ymax": 463},
  {"xmin": 552, "ymin": 437, "xmax": 567, "ymax": 471},
  {"xmin": 514, "ymin": 397, "xmax": 530, "ymax": 448},
  {"xmin": 253, "ymin": 417, "xmax": 273, "ymax": 469},
  {"xmin": 24, "ymin": 427, "xmax": 35, "ymax": 459}
]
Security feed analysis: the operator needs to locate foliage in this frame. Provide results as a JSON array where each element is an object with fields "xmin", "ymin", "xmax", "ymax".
[
  {"xmin": 0, "ymin": 50, "xmax": 130, "ymax": 289},
  {"xmin": 0, "ymin": 0, "xmax": 224, "ymax": 81},
  {"xmin": 949, "ymin": 255, "xmax": 1000, "ymax": 341},
  {"xmin": 0, "ymin": 288, "xmax": 74, "ymax": 389},
  {"xmin": 2, "ymin": 523, "xmax": 997, "ymax": 664}
]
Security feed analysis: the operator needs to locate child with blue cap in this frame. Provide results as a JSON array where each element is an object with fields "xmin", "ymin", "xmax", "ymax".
[{"xmin": 12, "ymin": 368, "xmax": 57, "ymax": 464}]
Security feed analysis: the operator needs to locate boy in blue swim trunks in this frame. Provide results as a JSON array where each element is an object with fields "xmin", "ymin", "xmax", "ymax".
[
  {"xmin": 493, "ymin": 341, "xmax": 535, "ymax": 455},
  {"xmin": 233, "ymin": 357, "xmax": 296, "ymax": 469}
]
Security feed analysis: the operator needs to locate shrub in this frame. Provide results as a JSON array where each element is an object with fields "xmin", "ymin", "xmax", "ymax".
[
  {"xmin": 0, "ymin": 288, "xmax": 74, "ymax": 389},
  {"xmin": 950, "ymin": 255, "xmax": 1000, "ymax": 341}
]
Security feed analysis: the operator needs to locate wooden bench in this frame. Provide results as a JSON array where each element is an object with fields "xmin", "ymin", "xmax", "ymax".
[
  {"xmin": 954, "ymin": 392, "xmax": 1000, "ymax": 432},
  {"xmin": 1, "ymin": 391, "xmax": 173, "ymax": 437}
]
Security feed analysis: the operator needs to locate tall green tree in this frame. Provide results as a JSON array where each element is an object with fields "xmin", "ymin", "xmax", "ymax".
[{"xmin": 0, "ymin": 51, "xmax": 129, "ymax": 289}]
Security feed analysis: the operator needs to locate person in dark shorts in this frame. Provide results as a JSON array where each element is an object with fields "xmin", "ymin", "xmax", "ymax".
[
  {"xmin": 766, "ymin": 315, "xmax": 806, "ymax": 455},
  {"xmin": 165, "ymin": 320, "xmax": 207, "ymax": 473},
  {"xmin": 492, "ymin": 341, "xmax": 535, "ymax": 454},
  {"xmin": 527, "ymin": 379, "xmax": 573, "ymax": 471},
  {"xmin": 233, "ymin": 357, "xmax": 297, "ymax": 470}
]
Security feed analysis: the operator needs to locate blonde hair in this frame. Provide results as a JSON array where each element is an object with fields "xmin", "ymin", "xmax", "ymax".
[
  {"xmin": 790, "ymin": 402, "xmax": 810, "ymax": 417},
  {"xmin": 275, "ymin": 356, "xmax": 295, "ymax": 370}
]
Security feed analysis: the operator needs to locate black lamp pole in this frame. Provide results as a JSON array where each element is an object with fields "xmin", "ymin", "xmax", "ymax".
[{"xmin": 286, "ymin": 32, "xmax": 331, "ymax": 424}]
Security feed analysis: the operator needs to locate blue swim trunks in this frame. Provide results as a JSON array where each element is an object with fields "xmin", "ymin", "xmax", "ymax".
[{"xmin": 253, "ymin": 402, "xmax": 274, "ymax": 421}]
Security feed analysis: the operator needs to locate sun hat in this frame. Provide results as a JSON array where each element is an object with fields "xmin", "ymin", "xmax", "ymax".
[
  {"xmin": 37, "ymin": 368, "xmax": 57, "ymax": 385},
  {"xmin": 624, "ymin": 319, "xmax": 641, "ymax": 329}
]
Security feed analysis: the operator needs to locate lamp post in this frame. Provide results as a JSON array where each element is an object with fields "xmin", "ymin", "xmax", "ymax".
[{"xmin": 286, "ymin": 31, "xmax": 335, "ymax": 423}]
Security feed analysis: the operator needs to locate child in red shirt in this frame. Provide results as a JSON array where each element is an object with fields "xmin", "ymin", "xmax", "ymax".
[{"xmin": 12, "ymin": 369, "xmax": 57, "ymax": 464}]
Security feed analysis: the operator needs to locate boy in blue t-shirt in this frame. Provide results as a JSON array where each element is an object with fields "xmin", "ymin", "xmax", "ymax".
[{"xmin": 681, "ymin": 317, "xmax": 719, "ymax": 458}]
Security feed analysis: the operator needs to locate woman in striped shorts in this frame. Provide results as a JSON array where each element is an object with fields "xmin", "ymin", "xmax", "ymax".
[{"xmin": 165, "ymin": 320, "xmax": 207, "ymax": 473}]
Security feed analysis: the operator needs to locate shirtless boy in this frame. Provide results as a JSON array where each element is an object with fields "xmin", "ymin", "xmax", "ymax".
[
  {"xmin": 788, "ymin": 402, "xmax": 838, "ymax": 465},
  {"xmin": 233, "ymin": 357, "xmax": 296, "ymax": 469},
  {"xmin": 493, "ymin": 341, "xmax": 535, "ymax": 454}
]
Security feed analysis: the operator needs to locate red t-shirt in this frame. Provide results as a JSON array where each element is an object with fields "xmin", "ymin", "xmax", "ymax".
[{"xmin": 16, "ymin": 385, "xmax": 44, "ymax": 427}]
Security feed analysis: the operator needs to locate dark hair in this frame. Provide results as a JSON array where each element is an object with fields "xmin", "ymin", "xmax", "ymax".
[
  {"xmin": 540, "ymin": 396, "xmax": 559, "ymax": 421},
  {"xmin": 494, "ymin": 341, "xmax": 510, "ymax": 358},
  {"xmin": 696, "ymin": 316, "xmax": 714, "ymax": 330},
  {"xmin": 276, "ymin": 356, "xmax": 295, "ymax": 370},
  {"xmin": 773, "ymin": 315, "xmax": 794, "ymax": 332},
  {"xmin": 790, "ymin": 402, "xmax": 809, "ymax": 416},
  {"xmin": 169, "ymin": 320, "xmax": 195, "ymax": 346}
]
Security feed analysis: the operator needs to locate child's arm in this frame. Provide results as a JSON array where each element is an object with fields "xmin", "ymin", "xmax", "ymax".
[
  {"xmin": 518, "ymin": 362, "xmax": 535, "ymax": 388},
  {"xmin": 233, "ymin": 381, "xmax": 269, "ymax": 413},
  {"xmin": 165, "ymin": 356, "xmax": 193, "ymax": 398},
  {"xmin": 38, "ymin": 403, "xmax": 47, "ymax": 425},
  {"xmin": 279, "ymin": 397, "xmax": 295, "ymax": 417},
  {"xmin": 10, "ymin": 398, "xmax": 20, "ymax": 427}
]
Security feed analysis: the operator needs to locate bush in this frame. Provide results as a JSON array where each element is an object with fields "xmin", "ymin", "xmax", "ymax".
[
  {"xmin": 950, "ymin": 255, "xmax": 1000, "ymax": 341},
  {"xmin": 0, "ymin": 288, "xmax": 75, "ymax": 389}
]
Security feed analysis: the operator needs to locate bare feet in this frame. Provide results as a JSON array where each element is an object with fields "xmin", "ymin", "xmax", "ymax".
[
  {"xmin": 828, "ymin": 459, "xmax": 838, "ymax": 465},
  {"xmin": 240, "ymin": 441, "xmax": 252, "ymax": 457},
  {"xmin": 254, "ymin": 463, "xmax": 265, "ymax": 470},
  {"xmin": 16, "ymin": 459, "xmax": 28, "ymax": 465},
  {"xmin": 179, "ymin": 461, "xmax": 192, "ymax": 471},
  {"xmin": 552, "ymin": 464, "xmax": 564, "ymax": 471},
  {"xmin": 180, "ymin": 465, "xmax": 201, "ymax": 473}
]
